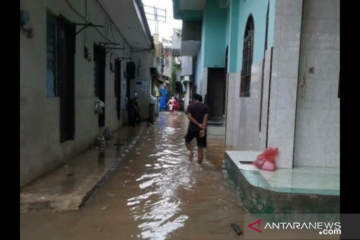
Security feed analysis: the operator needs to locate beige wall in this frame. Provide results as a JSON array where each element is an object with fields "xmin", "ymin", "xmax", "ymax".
[
  {"xmin": 20, "ymin": 0, "xmax": 151, "ymax": 187},
  {"xmin": 294, "ymin": 0, "xmax": 340, "ymax": 167},
  {"xmin": 225, "ymin": 60, "xmax": 264, "ymax": 151},
  {"xmin": 130, "ymin": 52, "xmax": 155, "ymax": 119}
]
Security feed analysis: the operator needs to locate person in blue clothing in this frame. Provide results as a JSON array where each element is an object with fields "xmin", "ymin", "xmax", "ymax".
[{"xmin": 159, "ymin": 87, "xmax": 167, "ymax": 111}]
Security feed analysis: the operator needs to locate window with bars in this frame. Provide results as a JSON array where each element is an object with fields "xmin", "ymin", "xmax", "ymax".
[
  {"xmin": 46, "ymin": 11, "xmax": 59, "ymax": 97},
  {"xmin": 240, "ymin": 15, "xmax": 254, "ymax": 97}
]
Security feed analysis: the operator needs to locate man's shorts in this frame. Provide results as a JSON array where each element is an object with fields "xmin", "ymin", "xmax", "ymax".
[{"xmin": 184, "ymin": 131, "xmax": 207, "ymax": 148}]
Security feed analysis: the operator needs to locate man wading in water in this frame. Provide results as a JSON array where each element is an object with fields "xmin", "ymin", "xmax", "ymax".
[{"xmin": 184, "ymin": 94, "xmax": 209, "ymax": 164}]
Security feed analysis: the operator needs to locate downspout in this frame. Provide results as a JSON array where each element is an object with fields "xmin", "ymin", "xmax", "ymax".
[{"xmin": 292, "ymin": 0, "xmax": 305, "ymax": 168}]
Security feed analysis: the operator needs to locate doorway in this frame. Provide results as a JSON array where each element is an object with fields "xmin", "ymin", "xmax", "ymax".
[
  {"xmin": 58, "ymin": 15, "xmax": 75, "ymax": 143},
  {"xmin": 224, "ymin": 46, "xmax": 228, "ymax": 116},
  {"xmin": 207, "ymin": 68, "xmax": 225, "ymax": 121},
  {"xmin": 94, "ymin": 43, "xmax": 106, "ymax": 127},
  {"xmin": 224, "ymin": 46, "xmax": 229, "ymax": 141},
  {"xmin": 114, "ymin": 59, "xmax": 121, "ymax": 120}
]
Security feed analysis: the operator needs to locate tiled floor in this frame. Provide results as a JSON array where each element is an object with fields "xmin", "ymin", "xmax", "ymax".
[{"xmin": 226, "ymin": 151, "xmax": 340, "ymax": 196}]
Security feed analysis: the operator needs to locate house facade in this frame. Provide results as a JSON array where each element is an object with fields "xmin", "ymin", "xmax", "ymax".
[
  {"xmin": 20, "ymin": 0, "xmax": 154, "ymax": 187},
  {"xmin": 173, "ymin": 0, "xmax": 340, "ymax": 168}
]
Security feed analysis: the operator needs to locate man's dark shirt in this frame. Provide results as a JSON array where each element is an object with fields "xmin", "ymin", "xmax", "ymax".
[{"xmin": 186, "ymin": 102, "xmax": 209, "ymax": 132}]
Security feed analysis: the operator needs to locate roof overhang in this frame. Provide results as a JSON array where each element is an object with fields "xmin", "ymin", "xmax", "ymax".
[
  {"xmin": 173, "ymin": 0, "xmax": 205, "ymax": 21},
  {"xmin": 181, "ymin": 41, "xmax": 201, "ymax": 57},
  {"xmin": 98, "ymin": 0, "xmax": 153, "ymax": 50}
]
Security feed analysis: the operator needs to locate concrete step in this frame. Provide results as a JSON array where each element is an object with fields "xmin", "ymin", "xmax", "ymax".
[
  {"xmin": 207, "ymin": 125, "xmax": 225, "ymax": 140},
  {"xmin": 20, "ymin": 122, "xmax": 148, "ymax": 213}
]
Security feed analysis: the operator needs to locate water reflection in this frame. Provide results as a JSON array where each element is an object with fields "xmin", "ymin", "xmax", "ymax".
[{"xmin": 21, "ymin": 112, "xmax": 245, "ymax": 240}]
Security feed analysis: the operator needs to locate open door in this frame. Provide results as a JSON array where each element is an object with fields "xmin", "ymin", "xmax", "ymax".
[
  {"xmin": 94, "ymin": 43, "xmax": 106, "ymax": 127},
  {"xmin": 114, "ymin": 59, "xmax": 121, "ymax": 120},
  {"xmin": 207, "ymin": 68, "xmax": 225, "ymax": 122},
  {"xmin": 58, "ymin": 15, "xmax": 75, "ymax": 143}
]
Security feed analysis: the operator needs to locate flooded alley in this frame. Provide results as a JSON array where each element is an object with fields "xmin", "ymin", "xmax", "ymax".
[{"xmin": 20, "ymin": 112, "xmax": 246, "ymax": 240}]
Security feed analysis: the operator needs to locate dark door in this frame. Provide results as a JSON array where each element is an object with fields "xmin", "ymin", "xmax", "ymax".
[
  {"xmin": 224, "ymin": 47, "xmax": 228, "ymax": 115},
  {"xmin": 94, "ymin": 44, "xmax": 106, "ymax": 127},
  {"xmin": 207, "ymin": 68, "xmax": 225, "ymax": 121},
  {"xmin": 58, "ymin": 16, "xmax": 75, "ymax": 143},
  {"xmin": 224, "ymin": 46, "xmax": 229, "ymax": 140},
  {"xmin": 114, "ymin": 59, "xmax": 121, "ymax": 120}
]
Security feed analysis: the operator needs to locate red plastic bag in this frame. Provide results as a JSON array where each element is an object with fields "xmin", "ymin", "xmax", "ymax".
[{"xmin": 252, "ymin": 147, "xmax": 278, "ymax": 171}]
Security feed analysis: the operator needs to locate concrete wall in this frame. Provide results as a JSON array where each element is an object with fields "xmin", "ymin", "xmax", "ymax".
[
  {"xmin": 259, "ymin": 48, "xmax": 273, "ymax": 151},
  {"xmin": 236, "ymin": 61, "xmax": 263, "ymax": 151},
  {"xmin": 182, "ymin": 21, "xmax": 202, "ymax": 41},
  {"xmin": 227, "ymin": 0, "xmax": 276, "ymax": 72},
  {"xmin": 195, "ymin": 47, "xmax": 202, "ymax": 92},
  {"xmin": 228, "ymin": 0, "xmax": 240, "ymax": 73},
  {"xmin": 225, "ymin": 0, "xmax": 276, "ymax": 150},
  {"xmin": 195, "ymin": 17, "xmax": 206, "ymax": 95},
  {"xmin": 225, "ymin": 72, "xmax": 240, "ymax": 148},
  {"xmin": 200, "ymin": 68, "xmax": 208, "ymax": 98},
  {"xmin": 180, "ymin": 56, "xmax": 193, "ymax": 76},
  {"xmin": 236, "ymin": 0, "xmax": 273, "ymax": 64},
  {"xmin": 260, "ymin": 0, "xmax": 303, "ymax": 169},
  {"xmin": 203, "ymin": 0, "xmax": 227, "ymax": 68},
  {"xmin": 225, "ymin": 6, "xmax": 231, "ymax": 55},
  {"xmin": 226, "ymin": 0, "xmax": 339, "ymax": 169},
  {"xmin": 225, "ymin": 60, "xmax": 265, "ymax": 150},
  {"xmin": 294, "ymin": 0, "xmax": 340, "ymax": 167},
  {"xmin": 130, "ymin": 52, "xmax": 154, "ymax": 120},
  {"xmin": 20, "ymin": 0, "xmax": 149, "ymax": 187},
  {"xmin": 267, "ymin": 0, "xmax": 276, "ymax": 50},
  {"xmin": 184, "ymin": 82, "xmax": 190, "ymax": 110}
]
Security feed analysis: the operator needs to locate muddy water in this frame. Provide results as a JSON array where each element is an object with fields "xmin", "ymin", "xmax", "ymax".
[{"xmin": 20, "ymin": 112, "xmax": 245, "ymax": 240}]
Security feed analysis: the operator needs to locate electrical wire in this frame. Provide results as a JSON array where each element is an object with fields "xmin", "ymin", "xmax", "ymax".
[
  {"xmin": 65, "ymin": 0, "xmax": 153, "ymax": 56},
  {"xmin": 64, "ymin": 0, "xmax": 112, "ymax": 43},
  {"xmin": 95, "ymin": 0, "xmax": 131, "ymax": 47},
  {"xmin": 95, "ymin": 0, "xmax": 153, "ymax": 52}
]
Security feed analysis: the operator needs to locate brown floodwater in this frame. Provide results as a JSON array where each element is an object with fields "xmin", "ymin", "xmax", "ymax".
[{"xmin": 20, "ymin": 112, "xmax": 246, "ymax": 240}]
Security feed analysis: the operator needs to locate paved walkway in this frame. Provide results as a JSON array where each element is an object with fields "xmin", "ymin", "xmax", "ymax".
[{"xmin": 20, "ymin": 121, "xmax": 148, "ymax": 212}]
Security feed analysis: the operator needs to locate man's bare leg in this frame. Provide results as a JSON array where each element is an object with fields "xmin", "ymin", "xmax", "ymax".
[
  {"xmin": 197, "ymin": 146, "xmax": 204, "ymax": 164},
  {"xmin": 185, "ymin": 140, "xmax": 194, "ymax": 161}
]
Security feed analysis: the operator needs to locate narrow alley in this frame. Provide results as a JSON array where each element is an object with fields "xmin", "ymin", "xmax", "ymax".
[
  {"xmin": 20, "ymin": 0, "xmax": 342, "ymax": 238},
  {"xmin": 20, "ymin": 112, "xmax": 246, "ymax": 240}
]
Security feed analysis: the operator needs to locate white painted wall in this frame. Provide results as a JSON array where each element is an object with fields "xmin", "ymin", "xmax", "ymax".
[
  {"xmin": 180, "ymin": 56, "xmax": 192, "ymax": 76},
  {"xmin": 184, "ymin": 82, "xmax": 190, "ymax": 110},
  {"xmin": 267, "ymin": 0, "xmax": 303, "ymax": 168},
  {"xmin": 200, "ymin": 68, "xmax": 208, "ymax": 98},
  {"xmin": 130, "ymin": 51, "xmax": 154, "ymax": 120},
  {"xmin": 20, "ymin": 0, "xmax": 151, "ymax": 187},
  {"xmin": 259, "ymin": 49, "xmax": 273, "ymax": 151},
  {"xmin": 225, "ymin": 72, "xmax": 239, "ymax": 148},
  {"xmin": 236, "ymin": 61, "xmax": 263, "ymax": 151},
  {"xmin": 294, "ymin": 0, "xmax": 340, "ymax": 167},
  {"xmin": 225, "ymin": 61, "xmax": 265, "ymax": 151}
]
